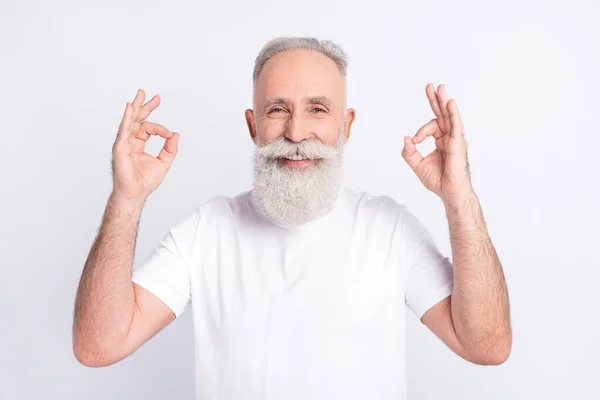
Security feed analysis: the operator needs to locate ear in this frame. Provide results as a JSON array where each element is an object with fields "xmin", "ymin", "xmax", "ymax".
[
  {"xmin": 245, "ymin": 109, "xmax": 257, "ymax": 144},
  {"xmin": 343, "ymin": 108, "xmax": 356, "ymax": 144}
]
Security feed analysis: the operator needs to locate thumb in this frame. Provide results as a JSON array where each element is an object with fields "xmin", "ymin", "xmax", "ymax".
[
  {"xmin": 157, "ymin": 132, "xmax": 180, "ymax": 168},
  {"xmin": 401, "ymin": 135, "xmax": 423, "ymax": 172}
]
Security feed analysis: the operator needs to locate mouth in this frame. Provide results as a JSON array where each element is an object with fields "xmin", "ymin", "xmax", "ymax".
[{"xmin": 278, "ymin": 156, "xmax": 316, "ymax": 168}]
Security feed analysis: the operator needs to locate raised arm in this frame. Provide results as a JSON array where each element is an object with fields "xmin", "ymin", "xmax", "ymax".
[
  {"xmin": 402, "ymin": 83, "xmax": 511, "ymax": 365},
  {"xmin": 72, "ymin": 89, "xmax": 181, "ymax": 367}
]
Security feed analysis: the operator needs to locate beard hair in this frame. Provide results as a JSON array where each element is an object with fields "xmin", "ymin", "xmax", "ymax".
[{"xmin": 251, "ymin": 129, "xmax": 345, "ymax": 227}]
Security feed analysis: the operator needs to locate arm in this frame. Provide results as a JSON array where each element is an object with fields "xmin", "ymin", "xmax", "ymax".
[
  {"xmin": 72, "ymin": 194, "xmax": 176, "ymax": 367},
  {"xmin": 421, "ymin": 192, "xmax": 511, "ymax": 365},
  {"xmin": 402, "ymin": 83, "xmax": 511, "ymax": 365},
  {"xmin": 73, "ymin": 89, "xmax": 181, "ymax": 367}
]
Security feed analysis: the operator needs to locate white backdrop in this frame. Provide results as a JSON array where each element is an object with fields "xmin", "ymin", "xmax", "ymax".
[{"xmin": 2, "ymin": 0, "xmax": 599, "ymax": 398}]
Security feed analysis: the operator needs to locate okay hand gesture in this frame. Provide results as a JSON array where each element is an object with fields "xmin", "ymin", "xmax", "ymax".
[
  {"xmin": 111, "ymin": 89, "xmax": 180, "ymax": 203},
  {"xmin": 402, "ymin": 83, "xmax": 474, "ymax": 207}
]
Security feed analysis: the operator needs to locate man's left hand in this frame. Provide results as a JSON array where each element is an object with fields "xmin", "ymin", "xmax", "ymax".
[{"xmin": 402, "ymin": 83, "xmax": 474, "ymax": 207}]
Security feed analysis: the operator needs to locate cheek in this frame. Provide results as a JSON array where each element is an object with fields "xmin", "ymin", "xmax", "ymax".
[
  {"xmin": 312, "ymin": 120, "xmax": 342, "ymax": 145},
  {"xmin": 257, "ymin": 120, "xmax": 284, "ymax": 141}
]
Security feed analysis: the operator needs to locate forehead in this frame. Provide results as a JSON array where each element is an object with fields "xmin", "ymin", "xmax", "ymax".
[{"xmin": 254, "ymin": 49, "xmax": 345, "ymax": 103}]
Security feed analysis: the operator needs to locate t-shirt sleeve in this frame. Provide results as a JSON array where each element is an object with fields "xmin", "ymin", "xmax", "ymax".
[
  {"xmin": 131, "ymin": 208, "xmax": 201, "ymax": 318},
  {"xmin": 401, "ymin": 206, "xmax": 454, "ymax": 320}
]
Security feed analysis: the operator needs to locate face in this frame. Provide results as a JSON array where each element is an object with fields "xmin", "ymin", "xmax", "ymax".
[
  {"xmin": 245, "ymin": 49, "xmax": 356, "ymax": 226},
  {"xmin": 246, "ymin": 48, "xmax": 355, "ymax": 158}
]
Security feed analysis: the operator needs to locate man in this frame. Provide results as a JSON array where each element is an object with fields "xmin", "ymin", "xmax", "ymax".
[{"xmin": 73, "ymin": 36, "xmax": 511, "ymax": 399}]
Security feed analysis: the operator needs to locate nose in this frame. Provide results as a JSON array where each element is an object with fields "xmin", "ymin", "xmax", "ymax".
[{"xmin": 284, "ymin": 112, "xmax": 313, "ymax": 143}]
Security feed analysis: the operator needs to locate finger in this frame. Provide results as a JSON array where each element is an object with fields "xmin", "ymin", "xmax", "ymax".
[
  {"xmin": 132, "ymin": 89, "xmax": 146, "ymax": 122},
  {"xmin": 412, "ymin": 118, "xmax": 443, "ymax": 144},
  {"xmin": 135, "ymin": 121, "xmax": 174, "ymax": 142},
  {"xmin": 116, "ymin": 102, "xmax": 134, "ymax": 141},
  {"xmin": 448, "ymin": 99, "xmax": 464, "ymax": 137},
  {"xmin": 138, "ymin": 94, "xmax": 160, "ymax": 121},
  {"xmin": 426, "ymin": 83, "xmax": 444, "ymax": 127},
  {"xmin": 437, "ymin": 84, "xmax": 450, "ymax": 133},
  {"xmin": 157, "ymin": 132, "xmax": 180, "ymax": 168},
  {"xmin": 402, "ymin": 135, "xmax": 424, "ymax": 172}
]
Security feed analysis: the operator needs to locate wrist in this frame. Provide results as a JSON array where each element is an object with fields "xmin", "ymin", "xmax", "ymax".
[
  {"xmin": 108, "ymin": 192, "xmax": 147, "ymax": 213},
  {"xmin": 443, "ymin": 191, "xmax": 479, "ymax": 215}
]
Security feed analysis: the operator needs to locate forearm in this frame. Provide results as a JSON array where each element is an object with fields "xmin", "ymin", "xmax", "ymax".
[
  {"xmin": 73, "ymin": 193, "xmax": 145, "ymax": 364},
  {"xmin": 445, "ymin": 192, "xmax": 511, "ymax": 363}
]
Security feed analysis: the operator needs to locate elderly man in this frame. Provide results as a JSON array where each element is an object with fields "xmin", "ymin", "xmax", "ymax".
[{"xmin": 73, "ymin": 36, "xmax": 511, "ymax": 399}]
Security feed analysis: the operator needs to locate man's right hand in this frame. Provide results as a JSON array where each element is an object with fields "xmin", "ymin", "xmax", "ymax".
[{"xmin": 111, "ymin": 89, "xmax": 180, "ymax": 203}]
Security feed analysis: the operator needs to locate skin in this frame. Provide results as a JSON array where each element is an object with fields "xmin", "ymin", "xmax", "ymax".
[
  {"xmin": 402, "ymin": 84, "xmax": 512, "ymax": 365},
  {"xmin": 244, "ymin": 49, "xmax": 356, "ymax": 164},
  {"xmin": 72, "ymin": 91, "xmax": 180, "ymax": 367},
  {"xmin": 73, "ymin": 49, "xmax": 510, "ymax": 368}
]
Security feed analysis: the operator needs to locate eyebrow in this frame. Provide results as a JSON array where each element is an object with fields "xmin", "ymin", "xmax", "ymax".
[{"xmin": 263, "ymin": 96, "xmax": 334, "ymax": 111}]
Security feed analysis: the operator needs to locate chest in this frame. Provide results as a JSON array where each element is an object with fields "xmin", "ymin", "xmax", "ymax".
[
  {"xmin": 189, "ymin": 224, "xmax": 407, "ymax": 398},
  {"xmin": 190, "ymin": 222, "xmax": 404, "ymax": 330}
]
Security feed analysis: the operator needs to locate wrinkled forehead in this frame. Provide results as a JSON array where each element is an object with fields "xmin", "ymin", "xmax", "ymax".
[{"xmin": 254, "ymin": 49, "xmax": 345, "ymax": 107}]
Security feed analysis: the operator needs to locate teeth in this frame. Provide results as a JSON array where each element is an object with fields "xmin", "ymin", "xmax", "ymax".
[{"xmin": 283, "ymin": 155, "xmax": 308, "ymax": 161}]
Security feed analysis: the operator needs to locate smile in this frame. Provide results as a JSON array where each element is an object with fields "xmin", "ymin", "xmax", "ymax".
[
  {"xmin": 278, "ymin": 157, "xmax": 314, "ymax": 168},
  {"xmin": 282, "ymin": 155, "xmax": 309, "ymax": 161}
]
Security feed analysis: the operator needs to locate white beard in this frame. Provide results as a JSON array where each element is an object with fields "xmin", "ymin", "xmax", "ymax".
[{"xmin": 251, "ymin": 131, "xmax": 344, "ymax": 227}]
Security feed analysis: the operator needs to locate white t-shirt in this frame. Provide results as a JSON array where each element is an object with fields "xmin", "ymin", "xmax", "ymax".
[{"xmin": 132, "ymin": 187, "xmax": 453, "ymax": 400}]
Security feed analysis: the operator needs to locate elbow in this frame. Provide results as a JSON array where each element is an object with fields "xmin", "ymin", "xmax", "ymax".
[
  {"xmin": 73, "ymin": 346, "xmax": 108, "ymax": 368},
  {"xmin": 475, "ymin": 347, "xmax": 511, "ymax": 366},
  {"xmin": 72, "ymin": 336, "xmax": 120, "ymax": 368},
  {"xmin": 73, "ymin": 346, "xmax": 125, "ymax": 368},
  {"xmin": 72, "ymin": 322, "xmax": 132, "ymax": 368},
  {"xmin": 469, "ymin": 336, "xmax": 512, "ymax": 366}
]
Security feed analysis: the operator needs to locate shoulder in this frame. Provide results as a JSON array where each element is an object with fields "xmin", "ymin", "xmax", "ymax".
[
  {"xmin": 340, "ymin": 188, "xmax": 434, "ymax": 236},
  {"xmin": 341, "ymin": 188, "xmax": 434, "ymax": 252},
  {"xmin": 189, "ymin": 190, "xmax": 251, "ymax": 220},
  {"xmin": 167, "ymin": 191, "xmax": 248, "ymax": 232},
  {"xmin": 158, "ymin": 192, "xmax": 252, "ymax": 251},
  {"xmin": 341, "ymin": 187, "xmax": 408, "ymax": 219}
]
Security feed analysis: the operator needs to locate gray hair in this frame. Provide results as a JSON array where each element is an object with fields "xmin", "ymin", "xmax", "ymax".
[{"xmin": 252, "ymin": 36, "xmax": 349, "ymax": 84}]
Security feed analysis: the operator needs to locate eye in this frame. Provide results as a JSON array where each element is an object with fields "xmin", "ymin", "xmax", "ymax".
[
  {"xmin": 312, "ymin": 107, "xmax": 326, "ymax": 113},
  {"xmin": 269, "ymin": 107, "xmax": 285, "ymax": 114}
]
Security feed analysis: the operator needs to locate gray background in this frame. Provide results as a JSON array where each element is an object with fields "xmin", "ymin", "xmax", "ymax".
[{"xmin": 2, "ymin": 0, "xmax": 599, "ymax": 398}]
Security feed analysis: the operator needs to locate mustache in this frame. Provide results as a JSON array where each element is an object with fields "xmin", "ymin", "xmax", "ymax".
[{"xmin": 256, "ymin": 136, "xmax": 341, "ymax": 160}]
